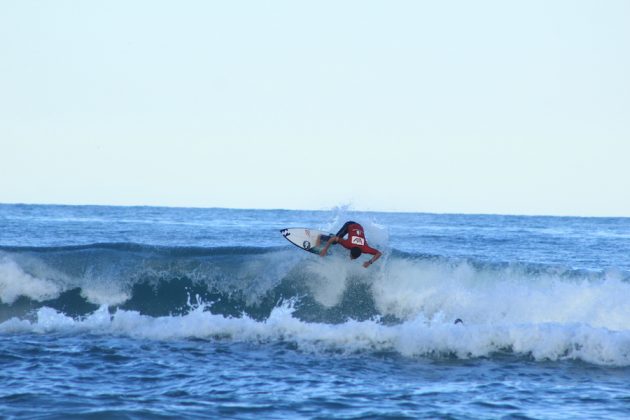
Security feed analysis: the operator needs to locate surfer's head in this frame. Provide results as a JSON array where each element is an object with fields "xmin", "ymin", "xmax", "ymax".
[{"xmin": 350, "ymin": 247, "xmax": 362, "ymax": 259}]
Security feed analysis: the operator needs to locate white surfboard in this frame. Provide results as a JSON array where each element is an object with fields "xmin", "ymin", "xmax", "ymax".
[{"xmin": 280, "ymin": 228, "xmax": 333, "ymax": 255}]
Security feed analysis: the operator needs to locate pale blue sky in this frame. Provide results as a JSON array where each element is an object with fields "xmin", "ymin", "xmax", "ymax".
[{"xmin": 1, "ymin": 1, "xmax": 629, "ymax": 216}]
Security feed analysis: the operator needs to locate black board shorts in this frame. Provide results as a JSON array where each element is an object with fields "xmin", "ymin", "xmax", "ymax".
[
  {"xmin": 318, "ymin": 221, "xmax": 356, "ymax": 244},
  {"xmin": 335, "ymin": 221, "xmax": 357, "ymax": 238}
]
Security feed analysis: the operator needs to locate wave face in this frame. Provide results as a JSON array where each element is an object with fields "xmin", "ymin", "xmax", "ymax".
[{"xmin": 1, "ymin": 243, "xmax": 629, "ymax": 366}]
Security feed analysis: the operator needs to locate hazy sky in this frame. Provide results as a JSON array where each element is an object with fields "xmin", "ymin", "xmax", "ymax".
[{"xmin": 1, "ymin": 1, "xmax": 629, "ymax": 216}]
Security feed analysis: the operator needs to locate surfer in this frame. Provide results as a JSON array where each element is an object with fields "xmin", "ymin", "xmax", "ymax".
[{"xmin": 319, "ymin": 221, "xmax": 382, "ymax": 268}]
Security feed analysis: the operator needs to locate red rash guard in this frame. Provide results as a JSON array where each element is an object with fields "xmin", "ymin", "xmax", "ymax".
[{"xmin": 337, "ymin": 223, "xmax": 379, "ymax": 256}]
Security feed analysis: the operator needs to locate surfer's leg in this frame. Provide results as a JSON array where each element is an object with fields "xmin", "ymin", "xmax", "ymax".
[
  {"xmin": 317, "ymin": 234, "xmax": 331, "ymax": 247},
  {"xmin": 335, "ymin": 221, "xmax": 355, "ymax": 238}
]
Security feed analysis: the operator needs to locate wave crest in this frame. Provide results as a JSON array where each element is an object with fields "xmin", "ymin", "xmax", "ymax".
[{"xmin": 0, "ymin": 243, "xmax": 628, "ymax": 329}]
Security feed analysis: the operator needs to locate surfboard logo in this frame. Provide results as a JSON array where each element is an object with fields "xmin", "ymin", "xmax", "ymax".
[{"xmin": 303, "ymin": 240, "xmax": 311, "ymax": 250}]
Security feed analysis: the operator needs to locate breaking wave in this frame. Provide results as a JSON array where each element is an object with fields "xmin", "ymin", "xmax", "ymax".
[{"xmin": 1, "ymin": 243, "xmax": 629, "ymax": 366}]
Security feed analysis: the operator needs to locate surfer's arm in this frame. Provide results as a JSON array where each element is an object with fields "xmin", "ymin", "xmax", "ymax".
[
  {"xmin": 319, "ymin": 236, "xmax": 338, "ymax": 256},
  {"xmin": 362, "ymin": 249, "xmax": 382, "ymax": 268}
]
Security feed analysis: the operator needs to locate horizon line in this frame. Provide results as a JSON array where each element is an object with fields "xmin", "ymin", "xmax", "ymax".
[{"xmin": 1, "ymin": 201, "xmax": 628, "ymax": 220}]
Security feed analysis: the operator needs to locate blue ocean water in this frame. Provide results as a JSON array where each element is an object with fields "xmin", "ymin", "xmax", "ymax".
[{"xmin": 0, "ymin": 204, "xmax": 629, "ymax": 419}]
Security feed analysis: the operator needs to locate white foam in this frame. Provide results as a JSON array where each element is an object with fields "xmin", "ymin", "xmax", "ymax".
[
  {"xmin": 368, "ymin": 258, "xmax": 630, "ymax": 331},
  {"xmin": 301, "ymin": 257, "xmax": 352, "ymax": 307},
  {"xmin": 1, "ymin": 302, "xmax": 628, "ymax": 366},
  {"xmin": 81, "ymin": 285, "xmax": 130, "ymax": 306},
  {"xmin": 0, "ymin": 252, "xmax": 133, "ymax": 307},
  {"xmin": 0, "ymin": 256, "xmax": 61, "ymax": 303}
]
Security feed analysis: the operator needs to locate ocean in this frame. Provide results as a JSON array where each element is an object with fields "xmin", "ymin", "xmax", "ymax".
[{"xmin": 0, "ymin": 204, "xmax": 628, "ymax": 419}]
